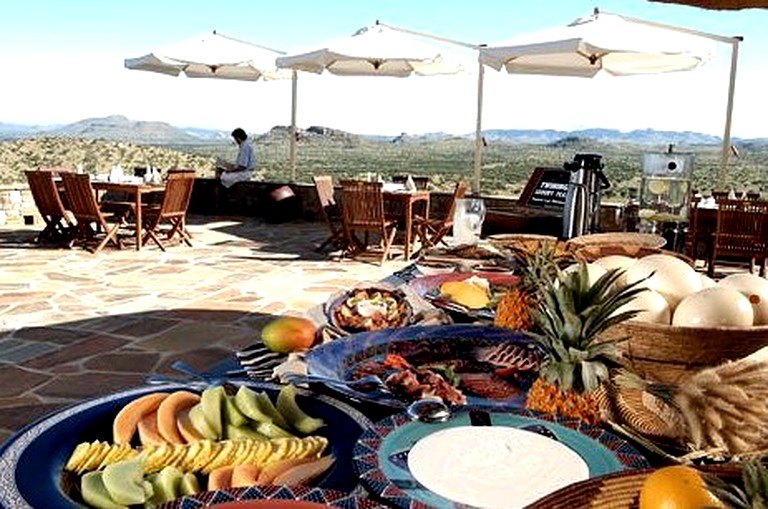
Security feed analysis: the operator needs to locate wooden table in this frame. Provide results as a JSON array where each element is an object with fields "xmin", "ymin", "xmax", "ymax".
[
  {"xmin": 384, "ymin": 190, "xmax": 430, "ymax": 260},
  {"xmin": 92, "ymin": 181, "xmax": 165, "ymax": 251}
]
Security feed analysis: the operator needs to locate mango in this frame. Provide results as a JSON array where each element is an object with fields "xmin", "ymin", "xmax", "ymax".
[{"xmin": 261, "ymin": 316, "xmax": 317, "ymax": 353}]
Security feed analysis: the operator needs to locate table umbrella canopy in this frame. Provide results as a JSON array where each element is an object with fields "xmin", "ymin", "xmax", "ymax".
[
  {"xmin": 275, "ymin": 23, "xmax": 468, "ymax": 77},
  {"xmin": 474, "ymin": 10, "xmax": 741, "ymax": 190},
  {"xmin": 125, "ymin": 31, "xmax": 290, "ymax": 81},
  {"xmin": 650, "ymin": 0, "xmax": 768, "ymax": 9},
  {"xmin": 275, "ymin": 22, "xmax": 474, "ymax": 183},
  {"xmin": 479, "ymin": 11, "xmax": 715, "ymax": 77}
]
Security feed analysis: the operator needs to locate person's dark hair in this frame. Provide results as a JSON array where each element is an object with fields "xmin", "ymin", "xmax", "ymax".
[{"xmin": 231, "ymin": 128, "xmax": 247, "ymax": 141}]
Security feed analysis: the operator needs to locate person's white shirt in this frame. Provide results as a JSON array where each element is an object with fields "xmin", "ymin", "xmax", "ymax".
[{"xmin": 221, "ymin": 137, "xmax": 255, "ymax": 188}]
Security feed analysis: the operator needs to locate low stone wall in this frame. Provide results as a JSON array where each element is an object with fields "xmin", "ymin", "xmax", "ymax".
[
  {"xmin": 1, "ymin": 178, "xmax": 624, "ymax": 233},
  {"xmin": 188, "ymin": 179, "xmax": 462, "ymax": 224},
  {"xmin": 0, "ymin": 185, "xmax": 37, "ymax": 227}
]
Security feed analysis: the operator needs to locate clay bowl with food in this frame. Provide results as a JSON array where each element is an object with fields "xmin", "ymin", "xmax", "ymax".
[{"xmin": 324, "ymin": 286, "xmax": 414, "ymax": 336}]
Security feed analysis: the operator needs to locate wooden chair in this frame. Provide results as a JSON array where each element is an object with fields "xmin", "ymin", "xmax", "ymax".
[
  {"xmin": 683, "ymin": 195, "xmax": 706, "ymax": 262},
  {"xmin": 140, "ymin": 170, "xmax": 196, "ymax": 251},
  {"xmin": 707, "ymin": 199, "xmax": 768, "ymax": 277},
  {"xmin": 60, "ymin": 173, "xmax": 125, "ymax": 253},
  {"xmin": 24, "ymin": 170, "xmax": 76, "ymax": 245},
  {"xmin": 339, "ymin": 179, "xmax": 398, "ymax": 265},
  {"xmin": 312, "ymin": 176, "xmax": 346, "ymax": 252},
  {"xmin": 413, "ymin": 180, "xmax": 469, "ymax": 251}
]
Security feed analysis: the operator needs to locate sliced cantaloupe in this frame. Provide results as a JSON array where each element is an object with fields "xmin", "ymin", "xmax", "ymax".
[
  {"xmin": 113, "ymin": 392, "xmax": 170, "ymax": 445},
  {"xmin": 156, "ymin": 391, "xmax": 201, "ymax": 444},
  {"xmin": 207, "ymin": 465, "xmax": 235, "ymax": 491},
  {"xmin": 176, "ymin": 408, "xmax": 204, "ymax": 443},
  {"xmin": 272, "ymin": 455, "xmax": 336, "ymax": 486},
  {"xmin": 230, "ymin": 464, "xmax": 261, "ymax": 488},
  {"xmin": 137, "ymin": 411, "xmax": 166, "ymax": 446},
  {"xmin": 256, "ymin": 457, "xmax": 316, "ymax": 485},
  {"xmin": 440, "ymin": 280, "xmax": 490, "ymax": 309}
]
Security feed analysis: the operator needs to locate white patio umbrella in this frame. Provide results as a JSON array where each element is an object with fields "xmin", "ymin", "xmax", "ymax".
[
  {"xmin": 478, "ymin": 10, "xmax": 740, "ymax": 189},
  {"xmin": 276, "ymin": 22, "xmax": 478, "ymax": 182},
  {"xmin": 125, "ymin": 31, "xmax": 297, "ymax": 174},
  {"xmin": 125, "ymin": 31, "xmax": 290, "ymax": 81}
]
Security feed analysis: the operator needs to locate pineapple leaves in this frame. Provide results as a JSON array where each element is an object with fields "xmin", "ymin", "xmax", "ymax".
[
  {"xmin": 524, "ymin": 260, "xmax": 654, "ymax": 395},
  {"xmin": 580, "ymin": 360, "xmax": 609, "ymax": 392}
]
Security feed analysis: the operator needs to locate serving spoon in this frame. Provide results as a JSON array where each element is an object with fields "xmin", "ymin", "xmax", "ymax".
[{"xmin": 406, "ymin": 398, "xmax": 452, "ymax": 423}]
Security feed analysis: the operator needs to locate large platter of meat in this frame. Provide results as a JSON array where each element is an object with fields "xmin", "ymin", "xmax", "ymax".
[{"xmin": 305, "ymin": 325, "xmax": 541, "ymax": 409}]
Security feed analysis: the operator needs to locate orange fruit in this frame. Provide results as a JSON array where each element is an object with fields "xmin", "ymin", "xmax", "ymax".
[{"xmin": 639, "ymin": 465, "xmax": 723, "ymax": 509}]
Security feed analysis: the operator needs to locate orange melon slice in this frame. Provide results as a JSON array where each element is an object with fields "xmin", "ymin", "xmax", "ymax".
[
  {"xmin": 230, "ymin": 464, "xmax": 261, "ymax": 488},
  {"xmin": 176, "ymin": 408, "xmax": 204, "ymax": 443},
  {"xmin": 156, "ymin": 391, "xmax": 200, "ymax": 444},
  {"xmin": 256, "ymin": 457, "xmax": 315, "ymax": 485},
  {"xmin": 113, "ymin": 392, "xmax": 169, "ymax": 445},
  {"xmin": 272, "ymin": 455, "xmax": 336, "ymax": 486},
  {"xmin": 208, "ymin": 465, "xmax": 235, "ymax": 491},
  {"xmin": 137, "ymin": 411, "xmax": 166, "ymax": 446}
]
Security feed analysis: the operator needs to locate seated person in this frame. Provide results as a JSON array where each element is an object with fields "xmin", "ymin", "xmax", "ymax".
[{"xmin": 216, "ymin": 127, "xmax": 254, "ymax": 188}]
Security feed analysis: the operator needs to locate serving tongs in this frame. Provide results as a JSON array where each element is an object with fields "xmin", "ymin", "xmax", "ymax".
[{"xmin": 423, "ymin": 293, "xmax": 496, "ymax": 322}]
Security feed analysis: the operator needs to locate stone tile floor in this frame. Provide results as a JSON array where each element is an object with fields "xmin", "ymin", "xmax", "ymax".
[{"xmin": 0, "ymin": 215, "xmax": 410, "ymax": 444}]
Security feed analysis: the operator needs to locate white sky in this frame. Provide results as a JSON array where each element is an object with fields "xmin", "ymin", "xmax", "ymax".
[{"xmin": 1, "ymin": 1, "xmax": 766, "ymax": 139}]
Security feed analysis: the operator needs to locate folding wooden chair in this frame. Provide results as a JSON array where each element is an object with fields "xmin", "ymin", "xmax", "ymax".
[
  {"xmin": 414, "ymin": 180, "xmax": 468, "ymax": 251},
  {"xmin": 60, "ymin": 173, "xmax": 124, "ymax": 253},
  {"xmin": 708, "ymin": 199, "xmax": 768, "ymax": 277},
  {"xmin": 312, "ymin": 176, "xmax": 347, "ymax": 252},
  {"xmin": 24, "ymin": 170, "xmax": 76, "ymax": 245},
  {"xmin": 140, "ymin": 170, "xmax": 195, "ymax": 251},
  {"xmin": 340, "ymin": 179, "xmax": 398, "ymax": 265}
]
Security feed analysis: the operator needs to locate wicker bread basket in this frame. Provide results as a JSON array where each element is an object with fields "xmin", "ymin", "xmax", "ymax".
[
  {"xmin": 566, "ymin": 232, "xmax": 668, "ymax": 250},
  {"xmin": 526, "ymin": 465, "xmax": 741, "ymax": 509},
  {"xmin": 601, "ymin": 321, "xmax": 768, "ymax": 383},
  {"xmin": 486, "ymin": 233, "xmax": 559, "ymax": 253},
  {"xmin": 573, "ymin": 245, "xmax": 694, "ymax": 266}
]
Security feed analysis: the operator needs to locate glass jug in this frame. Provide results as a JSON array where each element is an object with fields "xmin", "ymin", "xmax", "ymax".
[{"xmin": 452, "ymin": 198, "xmax": 486, "ymax": 245}]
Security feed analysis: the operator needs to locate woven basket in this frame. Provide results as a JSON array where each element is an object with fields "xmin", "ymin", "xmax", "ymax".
[
  {"xmin": 527, "ymin": 465, "xmax": 741, "ymax": 509},
  {"xmin": 487, "ymin": 233, "xmax": 559, "ymax": 249},
  {"xmin": 601, "ymin": 321, "xmax": 768, "ymax": 383},
  {"xmin": 566, "ymin": 233, "xmax": 667, "ymax": 250},
  {"xmin": 573, "ymin": 245, "xmax": 694, "ymax": 266}
]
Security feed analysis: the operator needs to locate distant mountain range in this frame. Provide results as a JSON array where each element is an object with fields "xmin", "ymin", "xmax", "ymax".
[{"xmin": 1, "ymin": 114, "xmax": 766, "ymax": 146}]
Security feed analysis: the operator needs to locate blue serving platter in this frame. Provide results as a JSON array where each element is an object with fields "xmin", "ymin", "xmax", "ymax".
[
  {"xmin": 353, "ymin": 407, "xmax": 650, "ymax": 508},
  {"xmin": 306, "ymin": 324, "xmax": 540, "ymax": 409},
  {"xmin": 0, "ymin": 382, "xmax": 371, "ymax": 508}
]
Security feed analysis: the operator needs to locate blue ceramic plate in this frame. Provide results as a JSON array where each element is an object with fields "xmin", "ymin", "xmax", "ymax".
[
  {"xmin": 353, "ymin": 407, "xmax": 650, "ymax": 508},
  {"xmin": 305, "ymin": 324, "xmax": 541, "ymax": 409},
  {"xmin": 0, "ymin": 382, "xmax": 371, "ymax": 509}
]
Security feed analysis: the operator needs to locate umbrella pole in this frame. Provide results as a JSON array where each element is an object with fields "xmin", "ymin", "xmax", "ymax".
[
  {"xmin": 717, "ymin": 36, "xmax": 741, "ymax": 189},
  {"xmin": 290, "ymin": 70, "xmax": 298, "ymax": 183},
  {"xmin": 473, "ymin": 60, "xmax": 485, "ymax": 195}
]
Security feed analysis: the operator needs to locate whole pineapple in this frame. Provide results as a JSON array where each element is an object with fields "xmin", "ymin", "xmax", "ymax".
[
  {"xmin": 494, "ymin": 243, "xmax": 563, "ymax": 331},
  {"xmin": 707, "ymin": 461, "xmax": 768, "ymax": 508},
  {"xmin": 524, "ymin": 261, "xmax": 646, "ymax": 424}
]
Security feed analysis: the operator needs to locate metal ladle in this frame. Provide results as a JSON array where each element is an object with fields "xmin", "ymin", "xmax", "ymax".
[{"xmin": 406, "ymin": 398, "xmax": 452, "ymax": 423}]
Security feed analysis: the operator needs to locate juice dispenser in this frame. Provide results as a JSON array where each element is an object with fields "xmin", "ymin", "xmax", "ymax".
[{"xmin": 640, "ymin": 151, "xmax": 694, "ymax": 221}]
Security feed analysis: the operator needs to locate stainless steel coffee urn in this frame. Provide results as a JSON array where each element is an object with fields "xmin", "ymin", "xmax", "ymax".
[{"xmin": 562, "ymin": 153, "xmax": 610, "ymax": 239}]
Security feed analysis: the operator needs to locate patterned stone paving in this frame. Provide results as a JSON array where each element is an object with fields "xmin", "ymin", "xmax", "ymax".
[{"xmin": 0, "ymin": 215, "xmax": 408, "ymax": 443}]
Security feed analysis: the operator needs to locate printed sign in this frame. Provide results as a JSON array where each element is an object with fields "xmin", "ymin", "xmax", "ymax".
[{"xmin": 517, "ymin": 167, "xmax": 571, "ymax": 211}]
